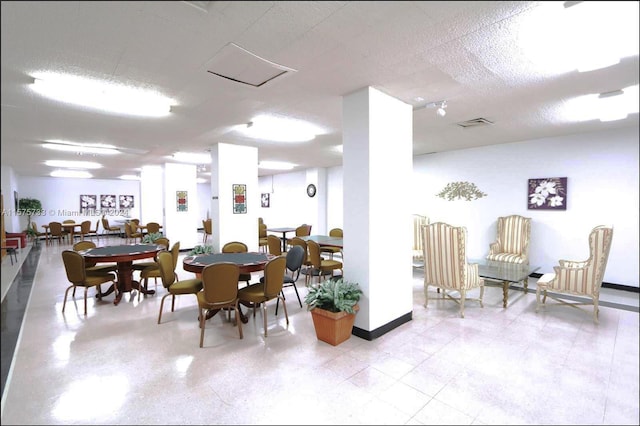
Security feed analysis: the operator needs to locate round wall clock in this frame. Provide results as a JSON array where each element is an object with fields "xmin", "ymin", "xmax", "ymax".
[{"xmin": 306, "ymin": 183, "xmax": 317, "ymax": 198}]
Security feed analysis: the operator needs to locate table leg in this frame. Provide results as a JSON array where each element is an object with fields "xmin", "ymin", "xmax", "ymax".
[{"xmin": 502, "ymin": 281, "xmax": 509, "ymax": 308}]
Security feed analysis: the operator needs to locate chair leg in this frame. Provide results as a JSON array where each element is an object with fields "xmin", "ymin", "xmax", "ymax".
[
  {"xmin": 459, "ymin": 290, "xmax": 466, "ymax": 318},
  {"xmin": 199, "ymin": 307, "xmax": 206, "ymax": 348},
  {"xmin": 62, "ymin": 285, "xmax": 74, "ymax": 313},
  {"xmin": 84, "ymin": 287, "xmax": 89, "ymax": 316},
  {"xmin": 234, "ymin": 302, "xmax": 243, "ymax": 339},
  {"xmin": 262, "ymin": 303, "xmax": 268, "ymax": 337},
  {"xmin": 158, "ymin": 293, "xmax": 171, "ymax": 324}
]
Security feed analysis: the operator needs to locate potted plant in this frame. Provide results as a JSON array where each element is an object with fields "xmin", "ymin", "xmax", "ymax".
[
  {"xmin": 141, "ymin": 232, "xmax": 163, "ymax": 243},
  {"xmin": 188, "ymin": 244, "xmax": 214, "ymax": 256},
  {"xmin": 304, "ymin": 278, "xmax": 363, "ymax": 346},
  {"xmin": 18, "ymin": 197, "xmax": 43, "ymax": 230}
]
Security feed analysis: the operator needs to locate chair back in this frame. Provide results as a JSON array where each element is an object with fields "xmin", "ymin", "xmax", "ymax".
[
  {"xmin": 222, "ymin": 241, "xmax": 248, "ymax": 253},
  {"xmin": 80, "ymin": 220, "xmax": 91, "ymax": 235},
  {"xmin": 63, "ymin": 219, "xmax": 75, "ymax": 224},
  {"xmin": 285, "ymin": 245, "xmax": 305, "ymax": 280},
  {"xmin": 130, "ymin": 219, "xmax": 140, "ymax": 226},
  {"xmin": 422, "ymin": 222, "xmax": 469, "ymax": 290},
  {"xmin": 267, "ymin": 235, "xmax": 282, "ymax": 256},
  {"xmin": 170, "ymin": 242, "xmax": 181, "ymax": 271},
  {"xmin": 156, "ymin": 251, "xmax": 176, "ymax": 288},
  {"xmin": 259, "ymin": 223, "xmax": 267, "ymax": 238},
  {"xmin": 62, "ymin": 250, "xmax": 87, "ymax": 285},
  {"xmin": 73, "ymin": 241, "xmax": 96, "ymax": 251},
  {"xmin": 203, "ymin": 219, "xmax": 212, "ymax": 235},
  {"xmin": 329, "ymin": 228, "xmax": 343, "ymax": 238},
  {"xmin": 146, "ymin": 222, "xmax": 161, "ymax": 234},
  {"xmin": 295, "ymin": 224, "xmax": 311, "ymax": 237},
  {"xmin": 124, "ymin": 222, "xmax": 132, "ymax": 237},
  {"xmin": 101, "ymin": 217, "xmax": 110, "ymax": 230},
  {"xmin": 263, "ymin": 256, "xmax": 287, "ymax": 298},
  {"xmin": 413, "ymin": 214, "xmax": 429, "ymax": 254},
  {"xmin": 289, "ymin": 237, "xmax": 309, "ymax": 262},
  {"xmin": 306, "ymin": 240, "xmax": 322, "ymax": 269},
  {"xmin": 93, "ymin": 220, "xmax": 101, "ymax": 233},
  {"xmin": 489, "ymin": 215, "xmax": 531, "ymax": 263},
  {"xmin": 155, "ymin": 237, "xmax": 170, "ymax": 249},
  {"xmin": 201, "ymin": 262, "xmax": 240, "ymax": 304},
  {"xmin": 555, "ymin": 225, "xmax": 614, "ymax": 295},
  {"xmin": 49, "ymin": 221, "xmax": 63, "ymax": 236}
]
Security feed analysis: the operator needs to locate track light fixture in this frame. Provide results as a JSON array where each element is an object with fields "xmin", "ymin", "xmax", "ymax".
[{"xmin": 413, "ymin": 99, "xmax": 448, "ymax": 117}]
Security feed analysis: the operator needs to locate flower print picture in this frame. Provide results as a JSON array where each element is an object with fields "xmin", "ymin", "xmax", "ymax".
[
  {"xmin": 119, "ymin": 195, "xmax": 134, "ymax": 209},
  {"xmin": 101, "ymin": 194, "xmax": 117, "ymax": 209},
  {"xmin": 528, "ymin": 177, "xmax": 567, "ymax": 210}
]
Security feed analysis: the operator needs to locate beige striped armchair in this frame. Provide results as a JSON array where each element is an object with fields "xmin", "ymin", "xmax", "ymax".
[
  {"xmin": 422, "ymin": 222, "xmax": 484, "ymax": 318},
  {"xmin": 412, "ymin": 214, "xmax": 429, "ymax": 265},
  {"xmin": 487, "ymin": 215, "xmax": 531, "ymax": 264},
  {"xmin": 536, "ymin": 225, "xmax": 614, "ymax": 323}
]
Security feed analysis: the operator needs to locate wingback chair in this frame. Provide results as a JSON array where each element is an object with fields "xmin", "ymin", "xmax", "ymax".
[
  {"xmin": 536, "ymin": 225, "xmax": 614, "ymax": 324},
  {"xmin": 412, "ymin": 214, "xmax": 429, "ymax": 265},
  {"xmin": 422, "ymin": 222, "xmax": 484, "ymax": 318},
  {"xmin": 487, "ymin": 215, "xmax": 531, "ymax": 264}
]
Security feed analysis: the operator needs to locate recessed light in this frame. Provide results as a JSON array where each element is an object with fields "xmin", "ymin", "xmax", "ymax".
[
  {"xmin": 45, "ymin": 160, "xmax": 102, "ymax": 169},
  {"xmin": 50, "ymin": 170, "xmax": 93, "ymax": 178}
]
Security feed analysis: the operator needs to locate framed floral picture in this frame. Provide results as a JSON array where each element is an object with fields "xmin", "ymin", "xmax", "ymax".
[
  {"xmin": 119, "ymin": 195, "xmax": 134, "ymax": 209},
  {"xmin": 233, "ymin": 184, "xmax": 247, "ymax": 214},
  {"xmin": 80, "ymin": 194, "xmax": 97, "ymax": 211},
  {"xmin": 176, "ymin": 191, "xmax": 188, "ymax": 212},
  {"xmin": 528, "ymin": 177, "xmax": 567, "ymax": 210},
  {"xmin": 101, "ymin": 194, "xmax": 117, "ymax": 209}
]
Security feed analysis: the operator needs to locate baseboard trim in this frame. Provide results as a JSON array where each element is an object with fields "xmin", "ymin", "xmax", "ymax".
[
  {"xmin": 528, "ymin": 273, "xmax": 639, "ymax": 293},
  {"xmin": 352, "ymin": 311, "xmax": 412, "ymax": 341}
]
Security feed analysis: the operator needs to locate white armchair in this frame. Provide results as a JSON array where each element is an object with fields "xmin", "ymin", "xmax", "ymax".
[
  {"xmin": 536, "ymin": 225, "xmax": 614, "ymax": 323},
  {"xmin": 487, "ymin": 215, "xmax": 531, "ymax": 264},
  {"xmin": 422, "ymin": 222, "xmax": 484, "ymax": 318},
  {"xmin": 412, "ymin": 214, "xmax": 429, "ymax": 265}
]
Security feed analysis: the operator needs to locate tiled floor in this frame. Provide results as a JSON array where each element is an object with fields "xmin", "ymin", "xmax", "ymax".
[{"xmin": 1, "ymin": 237, "xmax": 639, "ymax": 425}]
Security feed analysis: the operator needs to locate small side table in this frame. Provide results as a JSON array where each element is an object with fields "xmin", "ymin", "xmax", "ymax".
[{"xmin": 2, "ymin": 246, "xmax": 18, "ymax": 265}]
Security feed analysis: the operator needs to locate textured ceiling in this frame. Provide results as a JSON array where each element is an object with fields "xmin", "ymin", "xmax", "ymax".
[{"xmin": 1, "ymin": 1, "xmax": 638, "ymax": 180}]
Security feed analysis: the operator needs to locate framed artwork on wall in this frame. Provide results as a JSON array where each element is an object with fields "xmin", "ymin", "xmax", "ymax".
[
  {"xmin": 176, "ymin": 191, "xmax": 188, "ymax": 212},
  {"xmin": 233, "ymin": 184, "xmax": 247, "ymax": 214},
  {"xmin": 101, "ymin": 194, "xmax": 116, "ymax": 209},
  {"xmin": 119, "ymin": 195, "xmax": 134, "ymax": 209},
  {"xmin": 261, "ymin": 193, "xmax": 270, "ymax": 208},
  {"xmin": 80, "ymin": 194, "xmax": 97, "ymax": 212},
  {"xmin": 528, "ymin": 177, "xmax": 567, "ymax": 210}
]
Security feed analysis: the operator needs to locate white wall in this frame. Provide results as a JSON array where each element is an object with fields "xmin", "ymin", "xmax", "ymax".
[
  {"xmin": 10, "ymin": 175, "xmax": 141, "ymax": 233},
  {"xmin": 413, "ymin": 126, "xmax": 639, "ymax": 288}
]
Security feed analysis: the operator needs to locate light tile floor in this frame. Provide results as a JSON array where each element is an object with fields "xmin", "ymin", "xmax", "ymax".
[{"xmin": 1, "ymin": 237, "xmax": 639, "ymax": 425}]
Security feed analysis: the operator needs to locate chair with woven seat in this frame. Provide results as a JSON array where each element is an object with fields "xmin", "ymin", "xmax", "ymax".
[
  {"xmin": 536, "ymin": 225, "xmax": 614, "ymax": 324},
  {"xmin": 198, "ymin": 262, "xmax": 243, "ymax": 346},
  {"xmin": 157, "ymin": 251, "xmax": 203, "ymax": 324},
  {"xmin": 303, "ymin": 239, "xmax": 342, "ymax": 285},
  {"xmin": 320, "ymin": 227, "xmax": 343, "ymax": 259},
  {"xmin": 422, "ymin": 222, "xmax": 484, "ymax": 318},
  {"xmin": 61, "ymin": 250, "xmax": 117, "ymax": 316},
  {"xmin": 238, "ymin": 255, "xmax": 288, "ymax": 337},
  {"xmin": 222, "ymin": 241, "xmax": 252, "ymax": 286},
  {"xmin": 202, "ymin": 219, "xmax": 212, "ymax": 244}
]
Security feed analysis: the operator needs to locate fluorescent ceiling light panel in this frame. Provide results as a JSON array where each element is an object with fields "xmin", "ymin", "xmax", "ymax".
[
  {"xmin": 43, "ymin": 140, "xmax": 120, "ymax": 155},
  {"xmin": 171, "ymin": 152, "xmax": 211, "ymax": 164},
  {"xmin": 50, "ymin": 170, "xmax": 93, "ymax": 178},
  {"xmin": 119, "ymin": 175, "xmax": 141, "ymax": 180},
  {"xmin": 258, "ymin": 161, "xmax": 296, "ymax": 170},
  {"xmin": 561, "ymin": 84, "xmax": 639, "ymax": 122},
  {"xmin": 195, "ymin": 178, "xmax": 207, "ymax": 184},
  {"xmin": 45, "ymin": 160, "xmax": 102, "ymax": 169},
  {"xmin": 239, "ymin": 115, "xmax": 321, "ymax": 142},
  {"xmin": 31, "ymin": 72, "xmax": 174, "ymax": 117},
  {"xmin": 519, "ymin": 2, "xmax": 639, "ymax": 74}
]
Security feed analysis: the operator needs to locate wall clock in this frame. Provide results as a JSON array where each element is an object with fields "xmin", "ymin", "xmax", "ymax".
[{"xmin": 306, "ymin": 183, "xmax": 317, "ymax": 198}]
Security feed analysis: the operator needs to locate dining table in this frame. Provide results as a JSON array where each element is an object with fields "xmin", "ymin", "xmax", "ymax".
[
  {"xmin": 80, "ymin": 243, "xmax": 165, "ymax": 305},
  {"xmin": 266, "ymin": 227, "xmax": 297, "ymax": 252},
  {"xmin": 300, "ymin": 235, "xmax": 344, "ymax": 248},
  {"xmin": 183, "ymin": 252, "xmax": 275, "ymax": 323}
]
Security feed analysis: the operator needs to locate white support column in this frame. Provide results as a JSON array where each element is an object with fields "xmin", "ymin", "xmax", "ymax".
[
  {"xmin": 164, "ymin": 163, "xmax": 199, "ymax": 250},
  {"xmin": 305, "ymin": 168, "xmax": 327, "ymax": 234},
  {"xmin": 210, "ymin": 143, "xmax": 259, "ymax": 253},
  {"xmin": 343, "ymin": 86, "xmax": 413, "ymax": 337},
  {"xmin": 140, "ymin": 165, "xmax": 164, "ymax": 227}
]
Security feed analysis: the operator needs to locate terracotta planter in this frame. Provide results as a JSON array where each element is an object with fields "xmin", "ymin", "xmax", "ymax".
[{"xmin": 310, "ymin": 304, "xmax": 359, "ymax": 346}]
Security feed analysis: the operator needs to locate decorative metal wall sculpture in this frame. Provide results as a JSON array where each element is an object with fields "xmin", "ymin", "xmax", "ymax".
[{"xmin": 436, "ymin": 182, "xmax": 487, "ymax": 201}]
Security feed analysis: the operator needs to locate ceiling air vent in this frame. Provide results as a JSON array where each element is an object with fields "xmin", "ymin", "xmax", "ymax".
[
  {"xmin": 456, "ymin": 118, "xmax": 494, "ymax": 128},
  {"xmin": 205, "ymin": 43, "xmax": 297, "ymax": 88}
]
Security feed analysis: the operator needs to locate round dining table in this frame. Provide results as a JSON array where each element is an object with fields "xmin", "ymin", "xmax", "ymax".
[{"xmin": 80, "ymin": 243, "xmax": 165, "ymax": 305}]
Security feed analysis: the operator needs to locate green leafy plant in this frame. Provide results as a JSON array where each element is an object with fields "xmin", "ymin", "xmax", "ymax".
[
  {"xmin": 141, "ymin": 232, "xmax": 163, "ymax": 243},
  {"xmin": 18, "ymin": 198, "xmax": 43, "ymax": 230},
  {"xmin": 189, "ymin": 245, "xmax": 214, "ymax": 256},
  {"xmin": 304, "ymin": 278, "xmax": 362, "ymax": 314}
]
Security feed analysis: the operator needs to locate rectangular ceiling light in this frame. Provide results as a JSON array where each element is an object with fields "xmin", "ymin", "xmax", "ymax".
[
  {"xmin": 31, "ymin": 72, "xmax": 174, "ymax": 117},
  {"xmin": 50, "ymin": 170, "xmax": 93, "ymax": 178}
]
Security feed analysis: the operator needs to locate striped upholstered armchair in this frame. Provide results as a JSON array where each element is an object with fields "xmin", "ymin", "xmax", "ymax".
[
  {"xmin": 422, "ymin": 222, "xmax": 484, "ymax": 318},
  {"xmin": 536, "ymin": 225, "xmax": 614, "ymax": 323},
  {"xmin": 486, "ymin": 215, "xmax": 531, "ymax": 264},
  {"xmin": 412, "ymin": 214, "xmax": 429, "ymax": 265}
]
